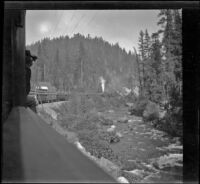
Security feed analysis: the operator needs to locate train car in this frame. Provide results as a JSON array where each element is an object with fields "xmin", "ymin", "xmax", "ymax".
[
  {"xmin": 31, "ymin": 82, "xmax": 69, "ymax": 103},
  {"xmin": 56, "ymin": 91, "xmax": 68, "ymax": 101},
  {"xmin": 35, "ymin": 82, "xmax": 57, "ymax": 103}
]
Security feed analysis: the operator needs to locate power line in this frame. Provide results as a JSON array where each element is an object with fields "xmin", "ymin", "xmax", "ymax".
[
  {"xmin": 62, "ymin": 10, "xmax": 76, "ymax": 36},
  {"xmin": 79, "ymin": 11, "xmax": 98, "ymax": 34},
  {"xmin": 47, "ymin": 10, "xmax": 57, "ymax": 38},
  {"xmin": 69, "ymin": 11, "xmax": 98, "ymax": 38},
  {"xmin": 69, "ymin": 12, "xmax": 87, "ymax": 36},
  {"xmin": 50, "ymin": 11, "xmax": 64, "ymax": 37},
  {"xmin": 50, "ymin": 11, "xmax": 97, "ymax": 39},
  {"xmin": 49, "ymin": 11, "xmax": 60, "ymax": 36},
  {"xmin": 53, "ymin": 11, "xmax": 64, "ymax": 36},
  {"xmin": 85, "ymin": 11, "xmax": 98, "ymax": 28}
]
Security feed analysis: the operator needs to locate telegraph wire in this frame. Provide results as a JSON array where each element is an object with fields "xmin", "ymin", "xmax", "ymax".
[
  {"xmin": 52, "ymin": 11, "xmax": 64, "ymax": 36},
  {"xmin": 50, "ymin": 11, "xmax": 64, "ymax": 37},
  {"xmin": 69, "ymin": 12, "xmax": 87, "ymax": 36},
  {"xmin": 49, "ymin": 10, "xmax": 60, "ymax": 36},
  {"xmin": 84, "ymin": 11, "xmax": 98, "ymax": 29},
  {"xmin": 62, "ymin": 10, "xmax": 76, "ymax": 36},
  {"xmin": 50, "ymin": 11, "xmax": 97, "ymax": 39},
  {"xmin": 69, "ymin": 11, "xmax": 98, "ymax": 38},
  {"xmin": 47, "ymin": 10, "xmax": 57, "ymax": 38},
  {"xmin": 79, "ymin": 11, "xmax": 98, "ymax": 34}
]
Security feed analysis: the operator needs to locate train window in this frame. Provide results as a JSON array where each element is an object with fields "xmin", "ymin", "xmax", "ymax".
[{"xmin": 24, "ymin": 8, "xmax": 185, "ymax": 183}]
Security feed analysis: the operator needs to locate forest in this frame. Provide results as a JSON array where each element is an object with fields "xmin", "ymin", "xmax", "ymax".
[
  {"xmin": 132, "ymin": 10, "xmax": 182, "ymax": 138},
  {"xmin": 27, "ymin": 33, "xmax": 137, "ymax": 93},
  {"xmin": 27, "ymin": 9, "xmax": 182, "ymax": 138}
]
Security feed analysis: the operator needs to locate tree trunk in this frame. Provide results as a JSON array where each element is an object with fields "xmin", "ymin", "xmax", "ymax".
[{"xmin": 134, "ymin": 47, "xmax": 143, "ymax": 95}]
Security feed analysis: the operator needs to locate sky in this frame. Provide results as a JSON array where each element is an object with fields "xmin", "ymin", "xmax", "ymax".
[{"xmin": 26, "ymin": 10, "xmax": 160, "ymax": 53}]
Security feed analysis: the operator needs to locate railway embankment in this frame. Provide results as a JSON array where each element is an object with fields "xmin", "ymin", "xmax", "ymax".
[{"xmin": 37, "ymin": 94, "xmax": 182, "ymax": 183}]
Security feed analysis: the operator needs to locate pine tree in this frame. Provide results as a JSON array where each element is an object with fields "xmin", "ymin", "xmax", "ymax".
[
  {"xmin": 138, "ymin": 30, "xmax": 146, "ymax": 92},
  {"xmin": 73, "ymin": 41, "xmax": 86, "ymax": 90},
  {"xmin": 157, "ymin": 10, "xmax": 176, "ymax": 102},
  {"xmin": 149, "ymin": 32, "xmax": 163, "ymax": 102},
  {"xmin": 171, "ymin": 10, "xmax": 182, "ymax": 96},
  {"xmin": 133, "ymin": 47, "xmax": 142, "ymax": 94},
  {"xmin": 150, "ymin": 33, "xmax": 162, "ymax": 77},
  {"xmin": 144, "ymin": 29, "xmax": 151, "ymax": 59},
  {"xmin": 157, "ymin": 9, "xmax": 182, "ymax": 110},
  {"xmin": 28, "ymin": 33, "xmax": 138, "ymax": 94},
  {"xmin": 143, "ymin": 29, "xmax": 152, "ymax": 96},
  {"xmin": 37, "ymin": 44, "xmax": 45, "ymax": 82},
  {"xmin": 52, "ymin": 49, "xmax": 60, "ymax": 89}
]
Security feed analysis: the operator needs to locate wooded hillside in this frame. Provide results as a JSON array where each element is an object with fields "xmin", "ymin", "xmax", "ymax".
[
  {"xmin": 27, "ymin": 34, "xmax": 138, "ymax": 93},
  {"xmin": 27, "ymin": 9, "xmax": 182, "ymax": 138}
]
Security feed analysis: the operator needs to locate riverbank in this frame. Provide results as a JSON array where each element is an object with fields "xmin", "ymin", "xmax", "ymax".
[{"xmin": 37, "ymin": 98, "xmax": 182, "ymax": 183}]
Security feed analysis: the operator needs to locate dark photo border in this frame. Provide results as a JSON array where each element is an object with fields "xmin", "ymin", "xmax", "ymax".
[{"xmin": 2, "ymin": 1, "xmax": 200, "ymax": 183}]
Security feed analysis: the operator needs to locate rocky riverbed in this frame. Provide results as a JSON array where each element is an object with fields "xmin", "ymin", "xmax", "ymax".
[{"xmin": 37, "ymin": 100, "xmax": 182, "ymax": 183}]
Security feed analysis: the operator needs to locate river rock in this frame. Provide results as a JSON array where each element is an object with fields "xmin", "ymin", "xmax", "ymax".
[
  {"xmin": 107, "ymin": 125, "xmax": 116, "ymax": 132},
  {"xmin": 99, "ymin": 157, "xmax": 121, "ymax": 178},
  {"xmin": 117, "ymin": 176, "xmax": 129, "ymax": 183},
  {"xmin": 116, "ymin": 132, "xmax": 123, "ymax": 138},
  {"xmin": 151, "ymin": 153, "xmax": 183, "ymax": 169},
  {"xmin": 118, "ymin": 117, "xmax": 128, "ymax": 124}
]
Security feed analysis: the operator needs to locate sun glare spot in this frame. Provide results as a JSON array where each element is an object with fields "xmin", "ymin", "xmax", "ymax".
[{"xmin": 39, "ymin": 23, "xmax": 50, "ymax": 34}]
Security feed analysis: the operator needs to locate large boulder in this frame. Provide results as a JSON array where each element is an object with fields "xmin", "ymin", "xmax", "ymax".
[
  {"xmin": 143, "ymin": 101, "xmax": 160, "ymax": 121},
  {"xmin": 107, "ymin": 125, "xmax": 116, "ymax": 132},
  {"xmin": 117, "ymin": 176, "xmax": 129, "ymax": 183}
]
